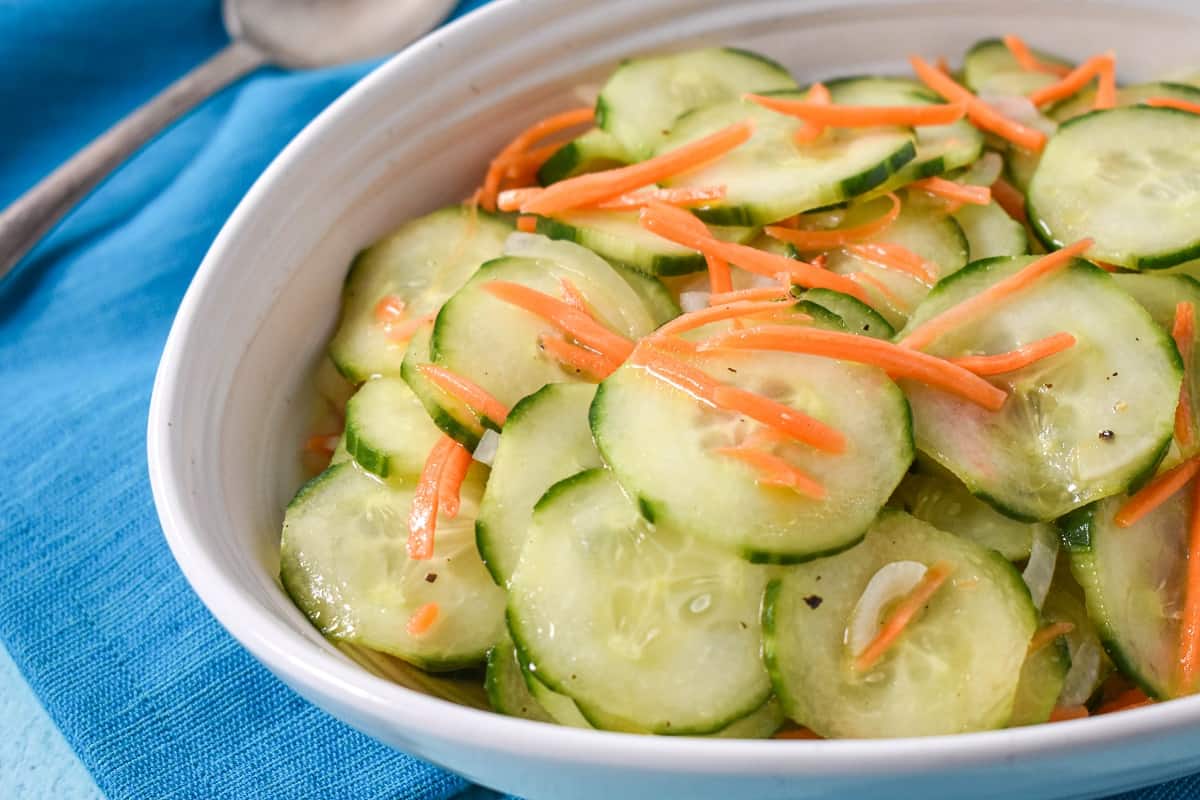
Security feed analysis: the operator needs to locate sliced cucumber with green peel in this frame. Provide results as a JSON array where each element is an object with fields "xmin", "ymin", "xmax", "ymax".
[
  {"xmin": 1005, "ymin": 144, "xmax": 1041, "ymax": 193},
  {"xmin": 1043, "ymin": 575, "xmax": 1113, "ymax": 706},
  {"xmin": 901, "ymin": 256, "xmax": 1181, "ymax": 521},
  {"xmin": 537, "ymin": 129, "xmax": 630, "ymax": 185},
  {"xmin": 800, "ymin": 288, "xmax": 895, "ymax": 340},
  {"xmin": 1010, "ymin": 635, "xmax": 1070, "ymax": 726},
  {"xmin": 330, "ymin": 207, "xmax": 511, "ymax": 381},
  {"xmin": 508, "ymin": 469, "xmax": 772, "ymax": 734},
  {"xmin": 280, "ymin": 462, "xmax": 505, "ymax": 671},
  {"xmin": 962, "ymin": 38, "xmax": 1071, "ymax": 96},
  {"xmin": 1028, "ymin": 107, "xmax": 1200, "ymax": 269},
  {"xmin": 401, "ymin": 323, "xmax": 485, "ymax": 449},
  {"xmin": 1049, "ymin": 81, "xmax": 1200, "ymax": 123},
  {"xmin": 764, "ymin": 510, "xmax": 1038, "ymax": 738},
  {"xmin": 486, "ymin": 635, "xmax": 554, "ymax": 722},
  {"xmin": 432, "ymin": 249, "xmax": 658, "ymax": 408},
  {"xmin": 890, "ymin": 471, "xmax": 1036, "ymax": 561},
  {"xmin": 343, "ymin": 377, "xmax": 444, "ymax": 482},
  {"xmin": 657, "ymin": 95, "xmax": 916, "ymax": 225},
  {"xmin": 476, "ymin": 383, "xmax": 602, "ymax": 586},
  {"xmin": 1062, "ymin": 486, "xmax": 1191, "ymax": 699},
  {"xmin": 609, "ymin": 262, "xmax": 681, "ymax": 323},
  {"xmin": 953, "ymin": 201, "xmax": 1029, "ymax": 259},
  {"xmin": 592, "ymin": 348, "xmax": 912, "ymax": 562},
  {"xmin": 535, "ymin": 211, "xmax": 754, "ymax": 277},
  {"xmin": 596, "ymin": 47, "xmax": 796, "ymax": 160},
  {"xmin": 827, "ymin": 76, "xmax": 984, "ymax": 187}
]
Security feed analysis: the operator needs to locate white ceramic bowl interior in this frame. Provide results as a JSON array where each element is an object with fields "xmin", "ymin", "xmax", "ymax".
[{"xmin": 149, "ymin": 2, "xmax": 1200, "ymax": 798}]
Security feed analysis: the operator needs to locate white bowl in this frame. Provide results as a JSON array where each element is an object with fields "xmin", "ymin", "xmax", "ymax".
[{"xmin": 148, "ymin": 1, "xmax": 1200, "ymax": 797}]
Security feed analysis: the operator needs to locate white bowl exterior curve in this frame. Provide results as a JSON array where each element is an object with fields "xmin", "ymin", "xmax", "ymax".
[{"xmin": 149, "ymin": 2, "xmax": 1200, "ymax": 798}]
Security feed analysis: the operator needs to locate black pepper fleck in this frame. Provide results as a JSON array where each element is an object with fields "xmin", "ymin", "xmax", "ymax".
[
  {"xmin": 728, "ymin": 367, "xmax": 737, "ymax": 373},
  {"xmin": 425, "ymin": 573, "xmax": 438, "ymax": 583},
  {"xmin": 1099, "ymin": 429, "xmax": 1115, "ymax": 441},
  {"xmin": 803, "ymin": 594, "xmax": 824, "ymax": 609}
]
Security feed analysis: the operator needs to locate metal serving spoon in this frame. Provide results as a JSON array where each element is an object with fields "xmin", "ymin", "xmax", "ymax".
[{"xmin": 0, "ymin": 0, "xmax": 457, "ymax": 281}]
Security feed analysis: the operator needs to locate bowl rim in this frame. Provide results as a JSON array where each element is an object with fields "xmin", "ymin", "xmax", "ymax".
[{"xmin": 148, "ymin": 0, "xmax": 1200, "ymax": 776}]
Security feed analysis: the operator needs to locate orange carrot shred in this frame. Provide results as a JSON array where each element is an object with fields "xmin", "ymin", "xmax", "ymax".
[
  {"xmin": 374, "ymin": 294, "xmax": 406, "ymax": 325},
  {"xmin": 1002, "ymin": 35, "xmax": 1072, "ymax": 77},
  {"xmin": 935, "ymin": 56, "xmax": 952, "ymax": 76},
  {"xmin": 766, "ymin": 193, "xmax": 902, "ymax": 250},
  {"xmin": 910, "ymin": 56, "xmax": 1047, "ymax": 152},
  {"xmin": 849, "ymin": 271, "xmax": 911, "ymax": 311},
  {"xmin": 1048, "ymin": 705, "xmax": 1090, "ymax": 722},
  {"xmin": 1146, "ymin": 96, "xmax": 1200, "ymax": 115},
  {"xmin": 1028, "ymin": 621, "xmax": 1075, "ymax": 654},
  {"xmin": 540, "ymin": 334, "xmax": 621, "ymax": 379},
  {"xmin": 949, "ymin": 332, "xmax": 1077, "ymax": 376},
  {"xmin": 745, "ymin": 94, "xmax": 967, "ymax": 127},
  {"xmin": 1114, "ymin": 457, "xmax": 1200, "ymax": 528},
  {"xmin": 846, "ymin": 242, "xmax": 938, "ymax": 285},
  {"xmin": 479, "ymin": 107, "xmax": 594, "ymax": 211},
  {"xmin": 521, "ymin": 120, "xmax": 755, "ymax": 215},
  {"xmin": 1174, "ymin": 302, "xmax": 1196, "ymax": 448},
  {"xmin": 1179, "ymin": 472, "xmax": 1200, "ymax": 694},
  {"xmin": 641, "ymin": 200, "xmax": 735, "ymax": 295},
  {"xmin": 1095, "ymin": 688, "xmax": 1152, "ymax": 714},
  {"xmin": 792, "ymin": 82, "xmax": 832, "ymax": 144},
  {"xmin": 408, "ymin": 436, "xmax": 459, "ymax": 560},
  {"xmin": 516, "ymin": 215, "xmax": 538, "ymax": 233},
  {"xmin": 655, "ymin": 300, "xmax": 808, "ymax": 337},
  {"xmin": 593, "ymin": 186, "xmax": 726, "ymax": 210},
  {"xmin": 558, "ymin": 277, "xmax": 589, "ymax": 312},
  {"xmin": 910, "ymin": 176, "xmax": 991, "ymax": 206},
  {"xmin": 1027, "ymin": 53, "xmax": 1115, "ymax": 107},
  {"xmin": 991, "ymin": 176, "xmax": 1028, "ymax": 224},
  {"xmin": 709, "ymin": 286, "xmax": 792, "ymax": 306},
  {"xmin": 417, "ymin": 364, "xmax": 511, "ymax": 427},
  {"xmin": 854, "ymin": 561, "xmax": 954, "ymax": 671},
  {"xmin": 383, "ymin": 313, "xmax": 436, "ymax": 345},
  {"xmin": 435, "ymin": 439, "xmax": 473, "ymax": 519},
  {"xmin": 406, "ymin": 602, "xmax": 440, "ymax": 636},
  {"xmin": 899, "ymin": 239, "xmax": 1093, "ymax": 352},
  {"xmin": 713, "ymin": 446, "xmax": 827, "ymax": 499},
  {"xmin": 304, "ymin": 434, "xmax": 340, "ymax": 456},
  {"xmin": 702, "ymin": 325, "xmax": 1009, "ymax": 411},
  {"xmin": 1094, "ymin": 58, "xmax": 1117, "ymax": 110},
  {"xmin": 774, "ymin": 726, "xmax": 824, "ymax": 740},
  {"xmin": 497, "ymin": 187, "xmax": 543, "ymax": 212},
  {"xmin": 496, "ymin": 141, "xmax": 563, "ymax": 177},
  {"xmin": 484, "ymin": 281, "xmax": 634, "ymax": 362}
]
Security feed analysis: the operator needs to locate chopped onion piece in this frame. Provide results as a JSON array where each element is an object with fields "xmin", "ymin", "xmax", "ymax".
[
  {"xmin": 503, "ymin": 231, "xmax": 548, "ymax": 256},
  {"xmin": 1059, "ymin": 635, "xmax": 1103, "ymax": 707},
  {"xmin": 472, "ymin": 429, "xmax": 501, "ymax": 466},
  {"xmin": 978, "ymin": 92, "xmax": 1059, "ymax": 138},
  {"xmin": 1022, "ymin": 524, "xmax": 1060, "ymax": 610},
  {"xmin": 679, "ymin": 290, "xmax": 711, "ymax": 312},
  {"xmin": 959, "ymin": 151, "xmax": 1004, "ymax": 188},
  {"xmin": 845, "ymin": 561, "xmax": 929, "ymax": 657}
]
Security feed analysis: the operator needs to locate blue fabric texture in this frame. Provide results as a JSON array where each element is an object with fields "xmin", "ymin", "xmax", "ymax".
[{"xmin": 0, "ymin": 1, "xmax": 1196, "ymax": 798}]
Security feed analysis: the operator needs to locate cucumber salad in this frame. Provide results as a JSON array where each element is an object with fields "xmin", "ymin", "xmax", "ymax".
[{"xmin": 282, "ymin": 36, "xmax": 1200, "ymax": 738}]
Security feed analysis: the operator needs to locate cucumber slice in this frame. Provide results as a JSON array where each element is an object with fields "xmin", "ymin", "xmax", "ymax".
[
  {"xmin": 537, "ymin": 129, "xmax": 630, "ymax": 185},
  {"xmin": 900, "ymin": 256, "xmax": 1181, "ymax": 521},
  {"xmin": 962, "ymin": 38, "xmax": 1071, "ymax": 96},
  {"xmin": 432, "ymin": 249, "xmax": 658, "ymax": 408},
  {"xmin": 609, "ymin": 262, "xmax": 681, "ymax": 323},
  {"xmin": 657, "ymin": 94, "xmax": 916, "ymax": 226},
  {"xmin": 401, "ymin": 323, "xmax": 485, "ymax": 449},
  {"xmin": 953, "ymin": 201, "xmax": 1029, "ymax": 259},
  {"xmin": 486, "ymin": 635, "xmax": 554, "ymax": 722},
  {"xmin": 343, "ymin": 377, "xmax": 444, "ymax": 481},
  {"xmin": 592, "ymin": 347, "xmax": 912, "ymax": 562},
  {"xmin": 280, "ymin": 462, "xmax": 505, "ymax": 670},
  {"xmin": 330, "ymin": 207, "xmax": 511, "ymax": 381},
  {"xmin": 508, "ymin": 469, "xmax": 772, "ymax": 734},
  {"xmin": 890, "ymin": 471, "xmax": 1036, "ymax": 561},
  {"xmin": 817, "ymin": 192, "xmax": 969, "ymax": 329},
  {"xmin": 1049, "ymin": 81, "xmax": 1200, "ymax": 123},
  {"xmin": 1043, "ymin": 575, "xmax": 1113, "ymax": 706},
  {"xmin": 596, "ymin": 47, "xmax": 796, "ymax": 160},
  {"xmin": 1004, "ymin": 144, "xmax": 1041, "ymax": 193},
  {"xmin": 1028, "ymin": 106, "xmax": 1200, "ymax": 269},
  {"xmin": 535, "ymin": 211, "xmax": 754, "ymax": 277},
  {"xmin": 764, "ymin": 510, "xmax": 1038, "ymax": 737},
  {"xmin": 800, "ymin": 288, "xmax": 895, "ymax": 340},
  {"xmin": 1111, "ymin": 272, "xmax": 1200, "ymax": 467},
  {"xmin": 827, "ymin": 76, "xmax": 984, "ymax": 186},
  {"xmin": 1010, "ymin": 635, "xmax": 1070, "ymax": 726},
  {"xmin": 476, "ymin": 383, "xmax": 602, "ymax": 586}
]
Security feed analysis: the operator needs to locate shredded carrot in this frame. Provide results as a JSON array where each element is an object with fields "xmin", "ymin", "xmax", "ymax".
[
  {"xmin": 1146, "ymin": 96, "xmax": 1200, "ymax": 115},
  {"xmin": 516, "ymin": 215, "xmax": 538, "ymax": 233},
  {"xmin": 793, "ymin": 82, "xmax": 832, "ymax": 144},
  {"xmin": 1095, "ymin": 688, "xmax": 1153, "ymax": 714},
  {"xmin": 846, "ymin": 242, "xmax": 938, "ymax": 285},
  {"xmin": 406, "ymin": 602, "xmax": 440, "ymax": 636},
  {"xmin": 702, "ymin": 325, "xmax": 1009, "ymax": 411},
  {"xmin": 383, "ymin": 313, "xmax": 436, "ymax": 344},
  {"xmin": 849, "ymin": 271, "xmax": 911, "ymax": 312},
  {"xmin": 540, "ymin": 334, "xmax": 621, "ymax": 379},
  {"xmin": 434, "ymin": 438, "xmax": 472, "ymax": 519},
  {"xmin": 484, "ymin": 280, "xmax": 634, "ymax": 362},
  {"xmin": 655, "ymin": 300, "xmax": 808, "ymax": 337},
  {"xmin": 496, "ymin": 141, "xmax": 563, "ymax": 177},
  {"xmin": 593, "ymin": 186, "xmax": 727, "ymax": 210},
  {"xmin": 479, "ymin": 107, "xmax": 594, "ymax": 211},
  {"xmin": 709, "ymin": 286, "xmax": 792, "ymax": 305},
  {"xmin": 520, "ymin": 120, "xmax": 755, "ymax": 215},
  {"xmin": 746, "ymin": 94, "xmax": 967, "ymax": 126},
  {"xmin": 899, "ymin": 239, "xmax": 1093, "ymax": 352},
  {"xmin": 991, "ymin": 176, "xmax": 1028, "ymax": 224},
  {"xmin": 911, "ymin": 176, "xmax": 991, "ymax": 206},
  {"xmin": 1179, "ymin": 472, "xmax": 1200, "ymax": 694},
  {"xmin": 766, "ymin": 193, "xmax": 901, "ymax": 250},
  {"xmin": 1175, "ymin": 302, "xmax": 1196, "ymax": 448},
  {"xmin": 1028, "ymin": 621, "xmax": 1075, "ymax": 654},
  {"xmin": 639, "ymin": 205, "xmax": 873, "ymax": 303},
  {"xmin": 1027, "ymin": 53, "xmax": 1115, "ymax": 107},
  {"xmin": 642, "ymin": 200, "xmax": 734, "ymax": 295},
  {"xmin": 714, "ymin": 446, "xmax": 827, "ymax": 499},
  {"xmin": 1048, "ymin": 705, "xmax": 1090, "ymax": 722},
  {"xmin": 910, "ymin": 56, "xmax": 1047, "ymax": 152},
  {"xmin": 497, "ymin": 187, "xmax": 543, "ymax": 212},
  {"xmin": 304, "ymin": 434, "xmax": 340, "ymax": 456},
  {"xmin": 854, "ymin": 561, "xmax": 954, "ymax": 671},
  {"xmin": 1095, "ymin": 261, "xmax": 1122, "ymax": 273},
  {"xmin": 558, "ymin": 277, "xmax": 589, "ymax": 312},
  {"xmin": 1113, "ymin": 457, "xmax": 1200, "ymax": 528},
  {"xmin": 374, "ymin": 294, "xmax": 406, "ymax": 325},
  {"xmin": 408, "ymin": 436, "xmax": 459, "ymax": 560},
  {"xmin": 417, "ymin": 364, "xmax": 511, "ymax": 427},
  {"xmin": 935, "ymin": 56, "xmax": 952, "ymax": 76},
  {"xmin": 1002, "ymin": 35, "xmax": 1072, "ymax": 77},
  {"xmin": 1094, "ymin": 58, "xmax": 1117, "ymax": 110},
  {"xmin": 774, "ymin": 726, "xmax": 824, "ymax": 740},
  {"xmin": 628, "ymin": 346, "xmax": 846, "ymax": 453},
  {"xmin": 948, "ymin": 332, "xmax": 1077, "ymax": 376}
]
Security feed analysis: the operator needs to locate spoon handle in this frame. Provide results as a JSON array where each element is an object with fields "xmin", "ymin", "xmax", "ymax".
[{"xmin": 0, "ymin": 41, "xmax": 267, "ymax": 282}]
